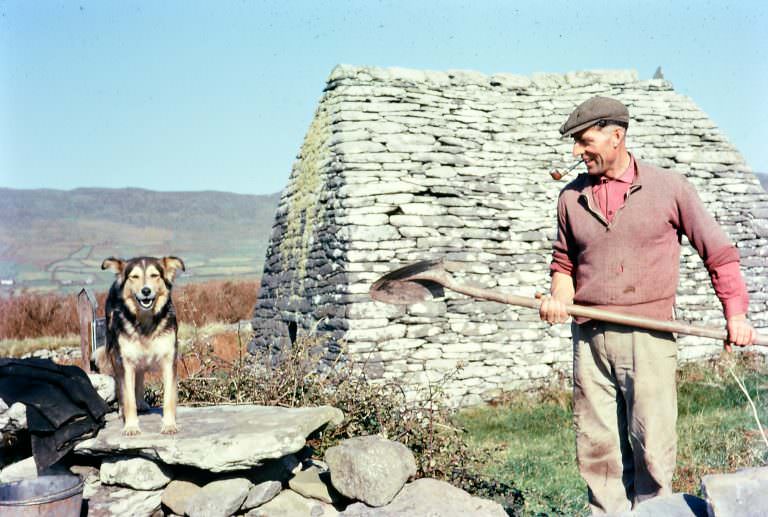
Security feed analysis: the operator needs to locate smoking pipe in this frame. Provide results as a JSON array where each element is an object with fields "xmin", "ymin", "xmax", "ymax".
[{"xmin": 550, "ymin": 159, "xmax": 584, "ymax": 181}]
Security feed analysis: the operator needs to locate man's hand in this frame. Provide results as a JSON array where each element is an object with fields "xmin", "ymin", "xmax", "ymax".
[
  {"xmin": 539, "ymin": 272, "xmax": 575, "ymax": 325},
  {"xmin": 539, "ymin": 295, "xmax": 570, "ymax": 324},
  {"xmin": 724, "ymin": 314, "xmax": 756, "ymax": 352}
]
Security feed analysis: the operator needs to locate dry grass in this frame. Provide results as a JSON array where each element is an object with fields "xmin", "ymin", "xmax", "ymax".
[
  {"xmin": 0, "ymin": 279, "xmax": 260, "ymax": 341},
  {"xmin": 154, "ymin": 335, "xmax": 524, "ymax": 512}
]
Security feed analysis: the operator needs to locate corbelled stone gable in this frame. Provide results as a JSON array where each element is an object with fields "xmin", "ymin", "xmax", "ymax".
[{"xmin": 250, "ymin": 65, "xmax": 767, "ymax": 406}]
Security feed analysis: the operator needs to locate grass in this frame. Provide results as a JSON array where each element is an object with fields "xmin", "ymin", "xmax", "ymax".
[{"xmin": 456, "ymin": 352, "xmax": 768, "ymax": 516}]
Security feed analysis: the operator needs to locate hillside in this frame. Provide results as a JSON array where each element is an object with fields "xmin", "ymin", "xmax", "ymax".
[{"xmin": 0, "ymin": 188, "xmax": 280, "ymax": 294}]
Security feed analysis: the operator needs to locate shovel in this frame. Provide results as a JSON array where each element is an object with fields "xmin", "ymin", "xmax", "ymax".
[{"xmin": 369, "ymin": 259, "xmax": 768, "ymax": 347}]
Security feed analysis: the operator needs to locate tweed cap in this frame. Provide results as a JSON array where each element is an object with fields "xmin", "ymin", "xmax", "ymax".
[{"xmin": 559, "ymin": 96, "xmax": 629, "ymax": 136}]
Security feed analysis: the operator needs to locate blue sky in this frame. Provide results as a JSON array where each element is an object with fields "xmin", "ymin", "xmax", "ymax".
[{"xmin": 1, "ymin": 1, "xmax": 766, "ymax": 195}]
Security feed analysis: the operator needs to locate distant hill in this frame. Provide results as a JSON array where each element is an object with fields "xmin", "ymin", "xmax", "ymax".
[{"xmin": 0, "ymin": 188, "xmax": 280, "ymax": 294}]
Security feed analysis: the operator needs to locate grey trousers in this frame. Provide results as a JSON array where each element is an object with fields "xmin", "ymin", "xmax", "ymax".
[{"xmin": 572, "ymin": 321, "xmax": 678, "ymax": 515}]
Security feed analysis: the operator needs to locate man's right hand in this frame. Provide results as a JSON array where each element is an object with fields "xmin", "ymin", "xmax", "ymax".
[
  {"xmin": 539, "ymin": 295, "xmax": 571, "ymax": 324},
  {"xmin": 539, "ymin": 272, "xmax": 575, "ymax": 325}
]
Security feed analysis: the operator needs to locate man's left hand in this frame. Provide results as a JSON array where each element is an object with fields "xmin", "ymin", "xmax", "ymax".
[{"xmin": 724, "ymin": 314, "xmax": 756, "ymax": 352}]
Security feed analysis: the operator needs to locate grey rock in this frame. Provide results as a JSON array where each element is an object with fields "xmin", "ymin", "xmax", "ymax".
[
  {"xmin": 161, "ymin": 479, "xmax": 201, "ymax": 515},
  {"xmin": 161, "ymin": 480, "xmax": 201, "ymax": 516},
  {"xmin": 607, "ymin": 493, "xmax": 708, "ymax": 516},
  {"xmin": 85, "ymin": 485, "xmax": 163, "ymax": 517},
  {"xmin": 99, "ymin": 456, "xmax": 172, "ymax": 490},
  {"xmin": 340, "ymin": 478, "xmax": 507, "ymax": 517},
  {"xmin": 186, "ymin": 477, "xmax": 253, "ymax": 517},
  {"xmin": 242, "ymin": 480, "xmax": 282, "ymax": 510},
  {"xmin": 701, "ymin": 466, "xmax": 768, "ymax": 517},
  {"xmin": 325, "ymin": 435, "xmax": 417, "ymax": 507},
  {"xmin": 246, "ymin": 489, "xmax": 339, "ymax": 517},
  {"xmin": 88, "ymin": 373, "xmax": 117, "ymax": 405},
  {"xmin": 76, "ymin": 405, "xmax": 343, "ymax": 472},
  {"xmin": 289, "ymin": 465, "xmax": 343, "ymax": 504}
]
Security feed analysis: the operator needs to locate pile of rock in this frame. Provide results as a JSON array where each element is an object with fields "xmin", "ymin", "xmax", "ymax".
[
  {"xmin": 1, "ymin": 381, "xmax": 507, "ymax": 517},
  {"xmin": 250, "ymin": 64, "xmax": 768, "ymax": 406},
  {"xmin": 3, "ymin": 376, "xmax": 767, "ymax": 516}
]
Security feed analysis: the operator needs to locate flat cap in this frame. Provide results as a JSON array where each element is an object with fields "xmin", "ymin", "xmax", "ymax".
[{"xmin": 559, "ymin": 96, "xmax": 629, "ymax": 136}]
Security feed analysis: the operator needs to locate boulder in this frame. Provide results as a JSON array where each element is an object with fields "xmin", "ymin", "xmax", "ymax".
[
  {"xmin": 325, "ymin": 435, "xmax": 416, "ymax": 507},
  {"xmin": 242, "ymin": 480, "xmax": 282, "ymax": 511},
  {"xmin": 99, "ymin": 456, "xmax": 172, "ymax": 490},
  {"xmin": 340, "ymin": 477, "xmax": 507, "ymax": 517},
  {"xmin": 701, "ymin": 466, "xmax": 768, "ymax": 517},
  {"xmin": 289, "ymin": 465, "xmax": 344, "ymax": 504},
  {"xmin": 246, "ymin": 489, "xmax": 339, "ymax": 517},
  {"xmin": 608, "ymin": 493, "xmax": 708, "ymax": 516},
  {"xmin": 185, "ymin": 477, "xmax": 253, "ymax": 517},
  {"xmin": 161, "ymin": 480, "xmax": 201, "ymax": 515},
  {"xmin": 75, "ymin": 404, "xmax": 343, "ymax": 472}
]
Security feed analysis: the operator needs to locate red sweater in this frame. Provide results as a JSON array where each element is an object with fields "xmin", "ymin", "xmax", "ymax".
[{"xmin": 550, "ymin": 157, "xmax": 749, "ymax": 322}]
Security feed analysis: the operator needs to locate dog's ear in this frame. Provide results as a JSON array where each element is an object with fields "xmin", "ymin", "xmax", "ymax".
[
  {"xmin": 101, "ymin": 257, "xmax": 124, "ymax": 275},
  {"xmin": 162, "ymin": 256, "xmax": 185, "ymax": 282}
]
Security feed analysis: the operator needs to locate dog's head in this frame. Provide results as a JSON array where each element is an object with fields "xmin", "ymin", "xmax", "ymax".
[{"xmin": 102, "ymin": 256, "xmax": 185, "ymax": 314}]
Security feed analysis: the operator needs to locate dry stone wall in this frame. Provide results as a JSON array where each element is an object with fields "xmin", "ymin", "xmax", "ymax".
[{"xmin": 250, "ymin": 65, "xmax": 768, "ymax": 406}]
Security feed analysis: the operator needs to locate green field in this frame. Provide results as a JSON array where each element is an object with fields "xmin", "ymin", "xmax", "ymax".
[{"xmin": 457, "ymin": 354, "xmax": 768, "ymax": 515}]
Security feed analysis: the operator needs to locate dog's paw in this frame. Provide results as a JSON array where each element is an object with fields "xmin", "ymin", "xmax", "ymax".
[
  {"xmin": 160, "ymin": 422, "xmax": 179, "ymax": 435},
  {"xmin": 122, "ymin": 425, "xmax": 141, "ymax": 436}
]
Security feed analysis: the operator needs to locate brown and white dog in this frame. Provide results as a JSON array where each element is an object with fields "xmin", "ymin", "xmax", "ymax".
[{"xmin": 98, "ymin": 256, "xmax": 185, "ymax": 436}]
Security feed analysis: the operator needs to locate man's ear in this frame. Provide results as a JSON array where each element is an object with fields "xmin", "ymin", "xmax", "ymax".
[
  {"xmin": 163, "ymin": 257, "xmax": 185, "ymax": 282},
  {"xmin": 101, "ymin": 257, "xmax": 124, "ymax": 275},
  {"xmin": 612, "ymin": 126, "xmax": 625, "ymax": 147}
]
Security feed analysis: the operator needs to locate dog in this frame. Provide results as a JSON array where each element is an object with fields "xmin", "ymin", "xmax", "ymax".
[{"xmin": 97, "ymin": 256, "xmax": 185, "ymax": 436}]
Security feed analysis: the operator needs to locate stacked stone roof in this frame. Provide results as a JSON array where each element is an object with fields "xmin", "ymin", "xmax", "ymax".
[{"xmin": 250, "ymin": 65, "xmax": 767, "ymax": 405}]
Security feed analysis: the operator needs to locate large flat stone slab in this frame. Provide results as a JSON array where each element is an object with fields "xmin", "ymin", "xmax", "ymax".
[{"xmin": 75, "ymin": 405, "xmax": 343, "ymax": 472}]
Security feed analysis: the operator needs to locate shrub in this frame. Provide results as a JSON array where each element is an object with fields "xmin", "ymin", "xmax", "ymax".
[
  {"xmin": 0, "ymin": 280, "xmax": 260, "ymax": 340},
  {"xmin": 170, "ymin": 333, "xmax": 525, "ymax": 513}
]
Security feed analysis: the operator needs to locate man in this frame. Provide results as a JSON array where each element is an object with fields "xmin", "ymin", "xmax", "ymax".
[{"xmin": 538, "ymin": 96, "xmax": 756, "ymax": 514}]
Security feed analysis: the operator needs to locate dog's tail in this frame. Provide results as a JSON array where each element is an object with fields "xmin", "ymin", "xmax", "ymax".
[{"xmin": 93, "ymin": 347, "xmax": 114, "ymax": 375}]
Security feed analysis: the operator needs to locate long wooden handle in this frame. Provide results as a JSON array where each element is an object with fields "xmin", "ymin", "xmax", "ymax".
[{"xmin": 446, "ymin": 281, "xmax": 768, "ymax": 347}]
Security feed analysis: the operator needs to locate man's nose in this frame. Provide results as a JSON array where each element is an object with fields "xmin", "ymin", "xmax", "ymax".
[{"xmin": 572, "ymin": 142, "xmax": 584, "ymax": 157}]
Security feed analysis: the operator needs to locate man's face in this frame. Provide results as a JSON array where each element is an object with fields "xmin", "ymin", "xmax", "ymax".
[{"xmin": 571, "ymin": 125, "xmax": 622, "ymax": 176}]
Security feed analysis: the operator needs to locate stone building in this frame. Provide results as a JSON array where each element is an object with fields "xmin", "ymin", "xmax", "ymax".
[{"xmin": 250, "ymin": 65, "xmax": 767, "ymax": 405}]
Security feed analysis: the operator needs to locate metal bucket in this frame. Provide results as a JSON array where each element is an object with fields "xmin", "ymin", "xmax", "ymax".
[{"xmin": 0, "ymin": 474, "xmax": 84, "ymax": 516}]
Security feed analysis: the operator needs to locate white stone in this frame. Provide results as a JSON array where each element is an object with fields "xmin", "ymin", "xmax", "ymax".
[
  {"xmin": 99, "ymin": 456, "xmax": 172, "ymax": 490},
  {"xmin": 88, "ymin": 373, "xmax": 117, "ymax": 405}
]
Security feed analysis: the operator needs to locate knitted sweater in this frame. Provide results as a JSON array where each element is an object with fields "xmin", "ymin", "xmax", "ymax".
[{"xmin": 551, "ymin": 158, "xmax": 746, "ymax": 322}]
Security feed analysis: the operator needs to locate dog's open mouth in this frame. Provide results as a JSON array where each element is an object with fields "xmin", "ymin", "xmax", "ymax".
[{"xmin": 135, "ymin": 295, "xmax": 156, "ymax": 311}]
